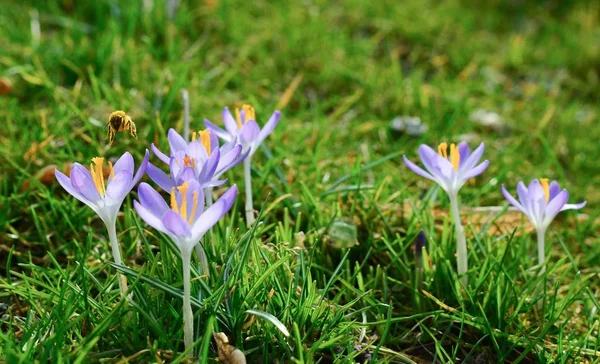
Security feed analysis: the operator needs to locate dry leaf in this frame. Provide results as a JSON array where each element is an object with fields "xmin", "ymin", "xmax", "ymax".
[
  {"xmin": 214, "ymin": 332, "xmax": 246, "ymax": 364},
  {"xmin": 0, "ymin": 78, "xmax": 13, "ymax": 95}
]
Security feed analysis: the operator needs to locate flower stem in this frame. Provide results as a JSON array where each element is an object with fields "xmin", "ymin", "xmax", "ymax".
[
  {"xmin": 243, "ymin": 156, "xmax": 255, "ymax": 226},
  {"xmin": 449, "ymin": 193, "xmax": 468, "ymax": 286},
  {"xmin": 537, "ymin": 228, "xmax": 546, "ymax": 275},
  {"xmin": 106, "ymin": 219, "xmax": 128, "ymax": 298},
  {"xmin": 181, "ymin": 250, "xmax": 194, "ymax": 357},
  {"xmin": 181, "ymin": 89, "xmax": 190, "ymax": 142}
]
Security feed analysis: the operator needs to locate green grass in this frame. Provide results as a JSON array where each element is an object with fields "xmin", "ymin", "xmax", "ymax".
[{"xmin": 1, "ymin": 0, "xmax": 600, "ymax": 362}]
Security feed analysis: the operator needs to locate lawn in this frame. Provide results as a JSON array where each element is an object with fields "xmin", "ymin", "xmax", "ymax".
[{"xmin": 1, "ymin": 0, "xmax": 600, "ymax": 362}]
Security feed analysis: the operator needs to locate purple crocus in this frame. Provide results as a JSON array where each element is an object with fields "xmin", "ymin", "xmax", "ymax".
[
  {"xmin": 204, "ymin": 105, "xmax": 281, "ymax": 226},
  {"xmin": 403, "ymin": 142, "xmax": 489, "ymax": 196},
  {"xmin": 54, "ymin": 151, "xmax": 149, "ymax": 298},
  {"xmin": 501, "ymin": 179, "xmax": 586, "ymax": 272},
  {"xmin": 403, "ymin": 142, "xmax": 489, "ymax": 285},
  {"xmin": 147, "ymin": 129, "xmax": 244, "ymax": 191},
  {"xmin": 204, "ymin": 105, "xmax": 281, "ymax": 157},
  {"xmin": 134, "ymin": 180, "xmax": 238, "ymax": 356}
]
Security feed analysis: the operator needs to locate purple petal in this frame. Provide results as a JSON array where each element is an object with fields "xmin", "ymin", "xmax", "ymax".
[
  {"xmin": 55, "ymin": 169, "xmax": 83, "ymax": 201},
  {"xmin": 209, "ymin": 131, "xmax": 220, "ymax": 153},
  {"xmin": 255, "ymin": 110, "xmax": 281, "ymax": 146},
  {"xmin": 147, "ymin": 162, "xmax": 174, "ymax": 191},
  {"xmin": 151, "ymin": 143, "xmax": 170, "ymax": 164},
  {"xmin": 417, "ymin": 145, "xmax": 438, "ymax": 176},
  {"xmin": 461, "ymin": 160, "xmax": 489, "ymax": 179},
  {"xmin": 204, "ymin": 119, "xmax": 234, "ymax": 142},
  {"xmin": 184, "ymin": 180, "xmax": 205, "ymax": 221},
  {"xmin": 222, "ymin": 107, "xmax": 239, "ymax": 135},
  {"xmin": 197, "ymin": 148, "xmax": 220, "ymax": 184},
  {"xmin": 186, "ymin": 139, "xmax": 208, "ymax": 161},
  {"xmin": 501, "ymin": 184, "xmax": 526, "ymax": 214},
  {"xmin": 191, "ymin": 185, "xmax": 238, "ymax": 241},
  {"xmin": 131, "ymin": 150, "xmax": 149, "ymax": 188},
  {"xmin": 168, "ymin": 128, "xmax": 188, "ymax": 153},
  {"xmin": 240, "ymin": 120, "xmax": 260, "ymax": 145},
  {"xmin": 516, "ymin": 182, "xmax": 529, "ymax": 209},
  {"xmin": 138, "ymin": 182, "xmax": 169, "ymax": 216},
  {"xmin": 543, "ymin": 189, "xmax": 569, "ymax": 227},
  {"xmin": 403, "ymin": 156, "xmax": 435, "ymax": 181},
  {"xmin": 105, "ymin": 171, "xmax": 132, "ymax": 202},
  {"xmin": 561, "ymin": 200, "xmax": 586, "ymax": 211},
  {"xmin": 70, "ymin": 164, "xmax": 102, "ymax": 203},
  {"xmin": 113, "ymin": 152, "xmax": 134, "ymax": 176},
  {"xmin": 134, "ymin": 200, "xmax": 170, "ymax": 235},
  {"xmin": 201, "ymin": 178, "xmax": 228, "ymax": 188},
  {"xmin": 176, "ymin": 167, "xmax": 197, "ymax": 185},
  {"xmin": 457, "ymin": 142, "xmax": 471, "ymax": 166},
  {"xmin": 216, "ymin": 144, "xmax": 243, "ymax": 176},
  {"xmin": 548, "ymin": 181, "xmax": 561, "ymax": 201},
  {"xmin": 162, "ymin": 210, "xmax": 191, "ymax": 237},
  {"xmin": 458, "ymin": 142, "xmax": 485, "ymax": 173}
]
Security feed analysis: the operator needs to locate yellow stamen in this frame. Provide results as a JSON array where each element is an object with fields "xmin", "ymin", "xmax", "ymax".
[
  {"xmin": 234, "ymin": 104, "xmax": 256, "ymax": 129},
  {"xmin": 199, "ymin": 130, "xmax": 211, "ymax": 156},
  {"xmin": 449, "ymin": 143, "xmax": 460, "ymax": 171},
  {"xmin": 90, "ymin": 157, "xmax": 106, "ymax": 195},
  {"xmin": 235, "ymin": 108, "xmax": 243, "ymax": 128},
  {"xmin": 540, "ymin": 178, "xmax": 550, "ymax": 202},
  {"xmin": 242, "ymin": 104, "xmax": 256, "ymax": 121},
  {"xmin": 177, "ymin": 183, "xmax": 189, "ymax": 220},
  {"xmin": 170, "ymin": 187, "xmax": 179, "ymax": 213},
  {"xmin": 188, "ymin": 191, "xmax": 199, "ymax": 224},
  {"xmin": 191, "ymin": 131, "xmax": 197, "ymax": 141},
  {"xmin": 108, "ymin": 161, "xmax": 115, "ymax": 179},
  {"xmin": 183, "ymin": 156, "xmax": 194, "ymax": 168},
  {"xmin": 437, "ymin": 143, "xmax": 448, "ymax": 159}
]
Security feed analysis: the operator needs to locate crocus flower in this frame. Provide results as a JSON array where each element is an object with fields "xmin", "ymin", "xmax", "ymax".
[
  {"xmin": 55, "ymin": 151, "xmax": 149, "ymax": 297},
  {"xmin": 134, "ymin": 180, "xmax": 238, "ymax": 356},
  {"xmin": 501, "ymin": 179, "xmax": 586, "ymax": 272},
  {"xmin": 147, "ymin": 129, "xmax": 244, "ymax": 191},
  {"xmin": 403, "ymin": 142, "xmax": 489, "ymax": 196},
  {"xmin": 204, "ymin": 105, "xmax": 281, "ymax": 226},
  {"xmin": 403, "ymin": 142, "xmax": 489, "ymax": 284}
]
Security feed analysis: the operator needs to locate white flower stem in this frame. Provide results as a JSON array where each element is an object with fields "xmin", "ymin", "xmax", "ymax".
[
  {"xmin": 449, "ymin": 193, "xmax": 468, "ymax": 286},
  {"xmin": 181, "ymin": 250, "xmax": 194, "ymax": 357},
  {"xmin": 181, "ymin": 89, "xmax": 190, "ymax": 142},
  {"xmin": 106, "ymin": 219, "xmax": 128, "ymax": 298},
  {"xmin": 537, "ymin": 228, "xmax": 546, "ymax": 275},
  {"xmin": 244, "ymin": 156, "xmax": 255, "ymax": 226}
]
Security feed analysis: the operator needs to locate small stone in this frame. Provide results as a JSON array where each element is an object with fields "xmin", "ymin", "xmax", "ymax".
[
  {"xmin": 327, "ymin": 218, "xmax": 358, "ymax": 249},
  {"xmin": 470, "ymin": 109, "xmax": 507, "ymax": 132},
  {"xmin": 390, "ymin": 116, "xmax": 428, "ymax": 137}
]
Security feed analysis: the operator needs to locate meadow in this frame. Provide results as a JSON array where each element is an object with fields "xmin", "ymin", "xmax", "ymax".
[{"xmin": 1, "ymin": 0, "xmax": 600, "ymax": 362}]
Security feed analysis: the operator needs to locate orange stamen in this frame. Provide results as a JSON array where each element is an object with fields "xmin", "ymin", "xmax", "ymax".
[
  {"xmin": 450, "ymin": 143, "xmax": 460, "ymax": 171},
  {"xmin": 199, "ymin": 130, "xmax": 211, "ymax": 156},
  {"xmin": 540, "ymin": 178, "xmax": 550, "ymax": 202},
  {"xmin": 437, "ymin": 143, "xmax": 448, "ymax": 159},
  {"xmin": 170, "ymin": 187, "xmax": 178, "ymax": 213},
  {"xmin": 177, "ymin": 183, "xmax": 189, "ymax": 220},
  {"xmin": 188, "ymin": 191, "xmax": 199, "ymax": 224},
  {"xmin": 90, "ymin": 157, "xmax": 106, "ymax": 195}
]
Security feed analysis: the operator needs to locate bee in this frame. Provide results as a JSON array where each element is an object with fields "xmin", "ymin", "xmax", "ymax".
[{"xmin": 107, "ymin": 110, "xmax": 137, "ymax": 144}]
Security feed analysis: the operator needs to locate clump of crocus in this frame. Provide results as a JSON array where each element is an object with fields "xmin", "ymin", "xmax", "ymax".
[
  {"xmin": 54, "ymin": 151, "xmax": 149, "ymax": 298},
  {"xmin": 205, "ymin": 105, "xmax": 281, "ymax": 226},
  {"xmin": 134, "ymin": 181, "xmax": 238, "ymax": 356},
  {"xmin": 502, "ymin": 179, "xmax": 585, "ymax": 273},
  {"xmin": 403, "ymin": 142, "xmax": 489, "ymax": 284},
  {"xmin": 148, "ymin": 128, "xmax": 244, "ymax": 275}
]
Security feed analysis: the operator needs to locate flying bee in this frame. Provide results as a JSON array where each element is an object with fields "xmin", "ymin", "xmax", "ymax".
[{"xmin": 107, "ymin": 110, "xmax": 137, "ymax": 144}]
